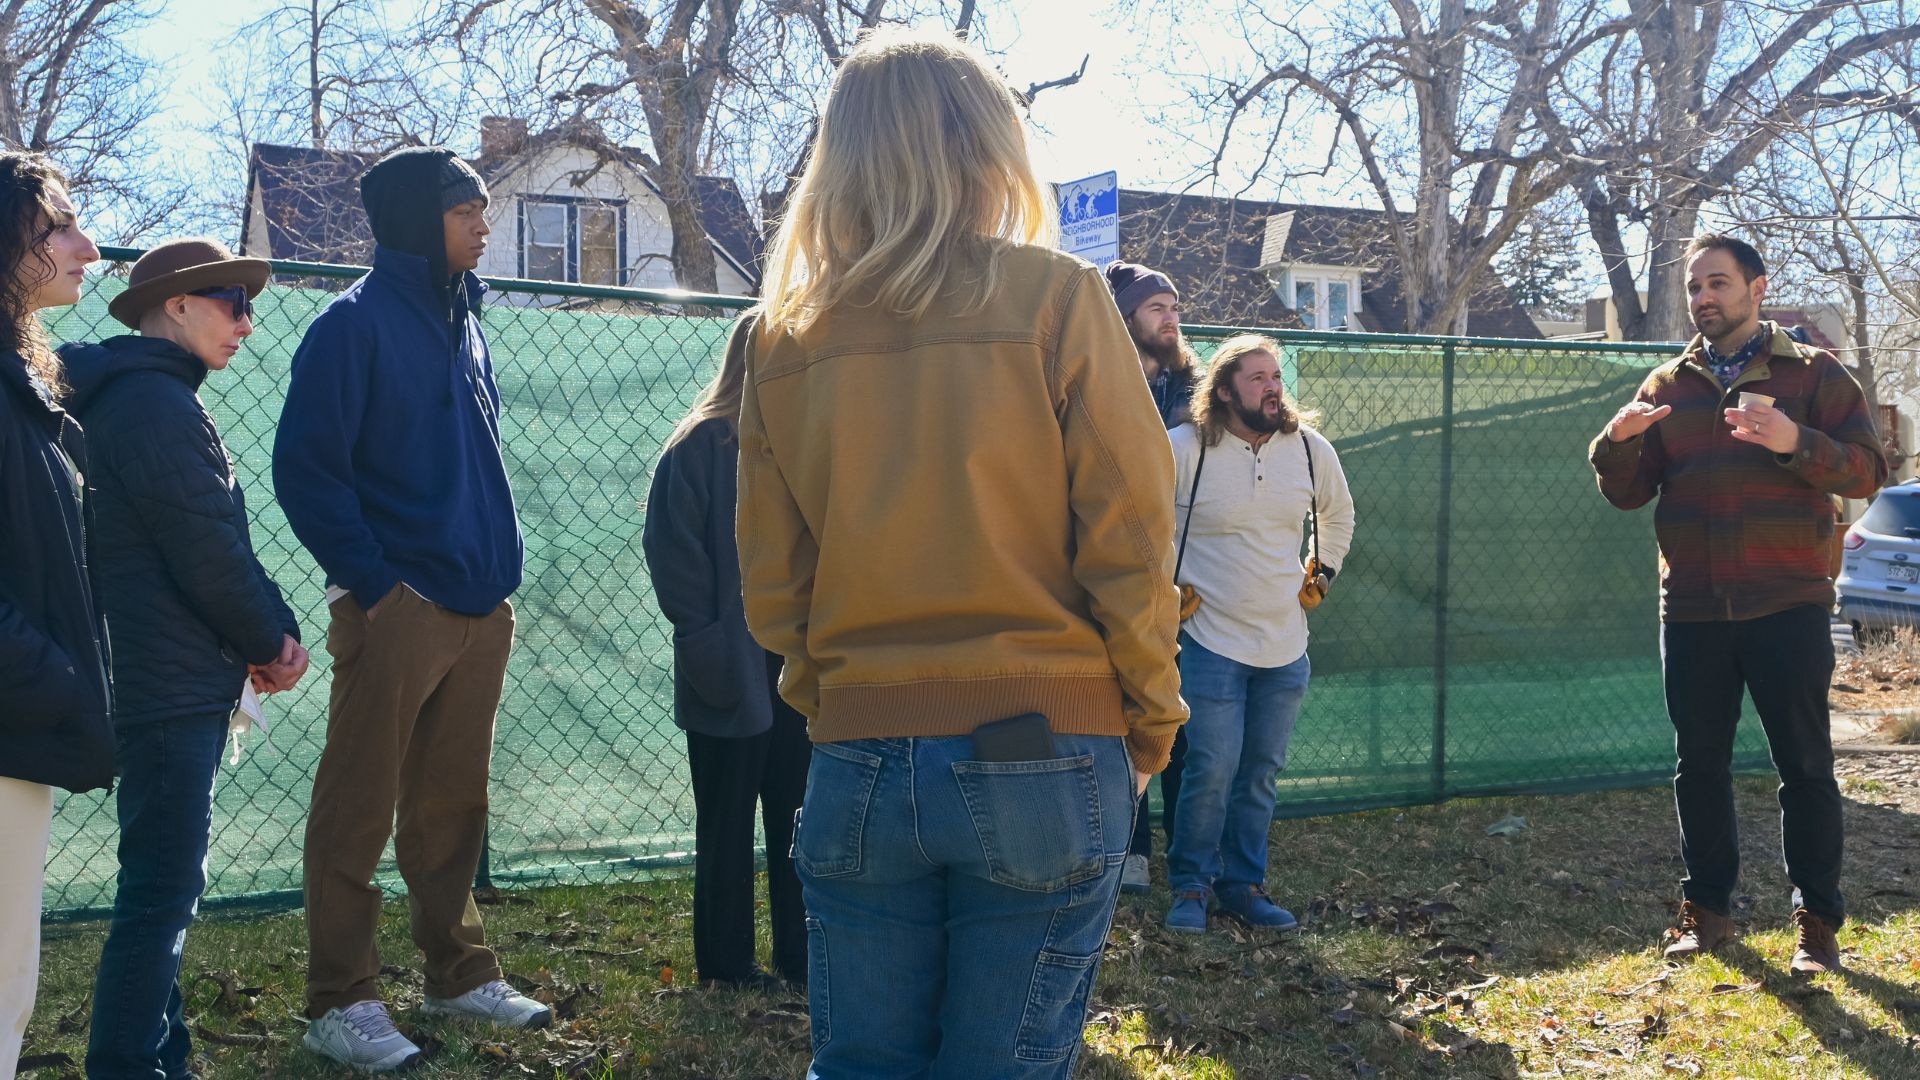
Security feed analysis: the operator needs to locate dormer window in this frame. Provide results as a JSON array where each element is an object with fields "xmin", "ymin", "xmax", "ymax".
[{"xmin": 1273, "ymin": 265, "xmax": 1361, "ymax": 330}]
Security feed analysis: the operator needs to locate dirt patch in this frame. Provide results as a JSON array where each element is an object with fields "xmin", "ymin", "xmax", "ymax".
[
  {"xmin": 1835, "ymin": 750, "xmax": 1920, "ymax": 805},
  {"xmin": 1831, "ymin": 627, "xmax": 1920, "ymax": 721}
]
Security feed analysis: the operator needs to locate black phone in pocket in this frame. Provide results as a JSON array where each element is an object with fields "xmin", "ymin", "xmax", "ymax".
[{"xmin": 970, "ymin": 712, "xmax": 1056, "ymax": 762}]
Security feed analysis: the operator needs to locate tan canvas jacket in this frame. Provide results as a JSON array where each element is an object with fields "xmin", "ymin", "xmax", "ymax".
[{"xmin": 737, "ymin": 243, "xmax": 1188, "ymax": 773}]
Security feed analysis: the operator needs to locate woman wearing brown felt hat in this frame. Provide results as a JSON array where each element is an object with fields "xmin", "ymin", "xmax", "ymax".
[
  {"xmin": 60, "ymin": 236, "xmax": 308, "ymax": 1080},
  {"xmin": 105, "ymin": 237, "xmax": 270, "ymax": 335}
]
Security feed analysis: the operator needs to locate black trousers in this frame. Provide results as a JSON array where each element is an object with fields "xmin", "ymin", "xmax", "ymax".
[
  {"xmin": 1661, "ymin": 603, "xmax": 1844, "ymax": 925},
  {"xmin": 1129, "ymin": 728, "xmax": 1187, "ymax": 857},
  {"xmin": 684, "ymin": 654, "xmax": 811, "ymax": 984}
]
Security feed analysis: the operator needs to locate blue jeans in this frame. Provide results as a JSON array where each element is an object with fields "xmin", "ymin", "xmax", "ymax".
[
  {"xmin": 795, "ymin": 733, "xmax": 1133, "ymax": 1080},
  {"xmin": 1167, "ymin": 635, "xmax": 1310, "ymax": 893},
  {"xmin": 87, "ymin": 714, "xmax": 226, "ymax": 1080}
]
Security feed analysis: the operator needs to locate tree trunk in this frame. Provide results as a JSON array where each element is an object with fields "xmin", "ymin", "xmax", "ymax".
[
  {"xmin": 0, "ymin": 0, "xmax": 22, "ymax": 147},
  {"xmin": 1405, "ymin": 0, "xmax": 1466, "ymax": 335},
  {"xmin": 1643, "ymin": 195, "xmax": 1700, "ymax": 343},
  {"xmin": 309, "ymin": 0, "xmax": 324, "ymax": 146},
  {"xmin": 654, "ymin": 137, "xmax": 721, "ymax": 294},
  {"xmin": 597, "ymin": 0, "xmax": 738, "ymax": 298},
  {"xmin": 1845, "ymin": 268, "xmax": 1885, "ymax": 459},
  {"xmin": 1637, "ymin": 0, "xmax": 1710, "ymax": 344}
]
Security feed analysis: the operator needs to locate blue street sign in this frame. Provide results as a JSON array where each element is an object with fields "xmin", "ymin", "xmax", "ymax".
[{"xmin": 1057, "ymin": 171, "xmax": 1118, "ymax": 265}]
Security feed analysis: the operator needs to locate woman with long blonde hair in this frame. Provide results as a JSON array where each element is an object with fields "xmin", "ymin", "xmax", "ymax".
[
  {"xmin": 735, "ymin": 26, "xmax": 1186, "ymax": 1079},
  {"xmin": 642, "ymin": 319, "xmax": 809, "ymax": 994}
]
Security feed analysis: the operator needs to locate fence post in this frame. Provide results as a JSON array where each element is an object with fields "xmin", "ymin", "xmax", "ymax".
[{"xmin": 1432, "ymin": 339, "xmax": 1456, "ymax": 800}]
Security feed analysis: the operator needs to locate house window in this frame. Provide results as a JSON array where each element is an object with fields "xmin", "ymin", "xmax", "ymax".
[
  {"xmin": 519, "ymin": 197, "xmax": 626, "ymax": 285},
  {"xmin": 1281, "ymin": 270, "xmax": 1361, "ymax": 330},
  {"xmin": 1328, "ymin": 280, "xmax": 1351, "ymax": 329},
  {"xmin": 579, "ymin": 204, "xmax": 619, "ymax": 286},
  {"xmin": 524, "ymin": 201, "xmax": 568, "ymax": 281}
]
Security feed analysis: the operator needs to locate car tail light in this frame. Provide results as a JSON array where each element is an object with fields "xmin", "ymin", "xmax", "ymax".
[{"xmin": 1844, "ymin": 527, "xmax": 1865, "ymax": 550}]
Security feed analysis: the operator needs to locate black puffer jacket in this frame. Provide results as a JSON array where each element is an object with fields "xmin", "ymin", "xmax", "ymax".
[
  {"xmin": 0, "ymin": 349, "xmax": 114, "ymax": 792},
  {"xmin": 62, "ymin": 336, "xmax": 298, "ymax": 726}
]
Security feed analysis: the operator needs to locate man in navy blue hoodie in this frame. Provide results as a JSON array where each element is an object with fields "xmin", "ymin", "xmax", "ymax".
[{"xmin": 274, "ymin": 146, "xmax": 549, "ymax": 1068}]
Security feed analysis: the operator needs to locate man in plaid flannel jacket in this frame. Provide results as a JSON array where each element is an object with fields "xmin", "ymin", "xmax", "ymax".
[{"xmin": 1590, "ymin": 234, "xmax": 1886, "ymax": 977}]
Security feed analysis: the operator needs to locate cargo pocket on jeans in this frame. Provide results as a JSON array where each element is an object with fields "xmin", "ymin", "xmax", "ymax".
[
  {"xmin": 1014, "ymin": 948, "xmax": 1101, "ymax": 1063},
  {"xmin": 805, "ymin": 915, "xmax": 831, "ymax": 1055},
  {"xmin": 952, "ymin": 755, "xmax": 1104, "ymax": 892},
  {"xmin": 793, "ymin": 743, "xmax": 881, "ymax": 879}
]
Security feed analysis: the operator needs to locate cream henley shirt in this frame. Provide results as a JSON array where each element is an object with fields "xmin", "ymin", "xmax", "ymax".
[{"xmin": 1170, "ymin": 422, "xmax": 1356, "ymax": 668}]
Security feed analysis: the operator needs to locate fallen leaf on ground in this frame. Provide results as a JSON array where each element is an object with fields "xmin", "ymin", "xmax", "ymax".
[{"xmin": 1485, "ymin": 815, "xmax": 1529, "ymax": 837}]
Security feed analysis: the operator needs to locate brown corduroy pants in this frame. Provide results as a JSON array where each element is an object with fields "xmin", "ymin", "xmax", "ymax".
[{"xmin": 303, "ymin": 584, "xmax": 514, "ymax": 1017}]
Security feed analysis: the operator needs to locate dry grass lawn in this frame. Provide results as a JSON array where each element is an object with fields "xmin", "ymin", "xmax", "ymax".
[{"xmin": 21, "ymin": 755, "xmax": 1920, "ymax": 1079}]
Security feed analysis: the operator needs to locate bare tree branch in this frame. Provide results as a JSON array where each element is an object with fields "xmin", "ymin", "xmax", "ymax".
[{"xmin": 1553, "ymin": 1, "xmax": 1920, "ymax": 340}]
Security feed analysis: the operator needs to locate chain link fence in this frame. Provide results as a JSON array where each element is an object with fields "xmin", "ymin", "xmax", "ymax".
[
  {"xmin": 38, "ymin": 248, "xmax": 1771, "ymax": 917},
  {"xmin": 1242, "ymin": 329, "xmax": 1772, "ymax": 816}
]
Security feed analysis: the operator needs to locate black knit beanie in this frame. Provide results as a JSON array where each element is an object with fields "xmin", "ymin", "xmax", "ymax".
[
  {"xmin": 360, "ymin": 147, "xmax": 491, "ymax": 284},
  {"xmin": 1104, "ymin": 261, "xmax": 1178, "ymax": 319}
]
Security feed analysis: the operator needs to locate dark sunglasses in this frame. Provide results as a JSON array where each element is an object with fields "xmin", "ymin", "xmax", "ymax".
[{"xmin": 188, "ymin": 284, "xmax": 255, "ymax": 320}]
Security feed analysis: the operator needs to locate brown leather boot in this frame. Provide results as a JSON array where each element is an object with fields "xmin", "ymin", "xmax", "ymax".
[
  {"xmin": 1790, "ymin": 909, "xmax": 1842, "ymax": 976},
  {"xmin": 1662, "ymin": 900, "xmax": 1735, "ymax": 960}
]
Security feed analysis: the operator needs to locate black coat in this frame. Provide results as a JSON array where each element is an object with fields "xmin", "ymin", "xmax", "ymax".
[
  {"xmin": 641, "ymin": 417, "xmax": 773, "ymax": 738},
  {"xmin": 62, "ymin": 337, "xmax": 298, "ymax": 726},
  {"xmin": 0, "ymin": 350, "xmax": 114, "ymax": 793}
]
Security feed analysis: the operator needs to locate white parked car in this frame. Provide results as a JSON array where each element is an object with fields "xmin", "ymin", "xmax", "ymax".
[{"xmin": 1838, "ymin": 480, "xmax": 1920, "ymax": 638}]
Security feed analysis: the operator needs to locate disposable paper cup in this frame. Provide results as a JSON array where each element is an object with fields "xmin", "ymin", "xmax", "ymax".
[{"xmin": 1735, "ymin": 391, "xmax": 1774, "ymax": 433}]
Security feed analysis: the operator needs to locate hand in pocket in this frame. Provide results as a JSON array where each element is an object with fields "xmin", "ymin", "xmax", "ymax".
[{"xmin": 366, "ymin": 582, "xmax": 406, "ymax": 622}]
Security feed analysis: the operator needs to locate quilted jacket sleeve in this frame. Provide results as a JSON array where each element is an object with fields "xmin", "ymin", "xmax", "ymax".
[{"xmin": 108, "ymin": 412, "xmax": 290, "ymax": 666}]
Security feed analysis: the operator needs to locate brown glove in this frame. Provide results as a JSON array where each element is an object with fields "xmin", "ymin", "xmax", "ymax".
[{"xmin": 1298, "ymin": 557, "xmax": 1330, "ymax": 611}]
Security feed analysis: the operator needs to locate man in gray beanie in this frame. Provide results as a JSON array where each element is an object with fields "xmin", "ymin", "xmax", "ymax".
[
  {"xmin": 1105, "ymin": 260, "xmax": 1197, "ymax": 894},
  {"xmin": 276, "ymin": 146, "xmax": 547, "ymax": 1068},
  {"xmin": 1106, "ymin": 260, "xmax": 1199, "ymax": 428}
]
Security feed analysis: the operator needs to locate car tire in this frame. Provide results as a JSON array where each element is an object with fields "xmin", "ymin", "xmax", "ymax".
[{"xmin": 1856, "ymin": 624, "xmax": 1895, "ymax": 648}]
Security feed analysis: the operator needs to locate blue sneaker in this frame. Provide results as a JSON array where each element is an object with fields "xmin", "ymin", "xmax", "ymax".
[
  {"xmin": 1218, "ymin": 884, "xmax": 1299, "ymax": 931},
  {"xmin": 1165, "ymin": 886, "xmax": 1211, "ymax": 934}
]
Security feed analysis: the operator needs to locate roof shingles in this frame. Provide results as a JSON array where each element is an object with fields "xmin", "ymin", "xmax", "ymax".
[{"xmin": 1117, "ymin": 188, "xmax": 1541, "ymax": 338}]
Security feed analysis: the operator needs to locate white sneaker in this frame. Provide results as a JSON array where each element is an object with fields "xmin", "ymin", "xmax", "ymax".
[
  {"xmin": 302, "ymin": 1000, "xmax": 423, "ymax": 1073},
  {"xmin": 420, "ymin": 978, "xmax": 553, "ymax": 1029},
  {"xmin": 1120, "ymin": 853, "xmax": 1151, "ymax": 894}
]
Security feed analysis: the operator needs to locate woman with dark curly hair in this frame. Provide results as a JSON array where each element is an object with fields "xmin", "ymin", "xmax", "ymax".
[{"xmin": 0, "ymin": 150, "xmax": 112, "ymax": 1075}]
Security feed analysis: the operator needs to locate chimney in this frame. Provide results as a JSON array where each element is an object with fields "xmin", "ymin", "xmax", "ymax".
[
  {"xmin": 480, "ymin": 116, "xmax": 528, "ymax": 161},
  {"xmin": 1259, "ymin": 210, "xmax": 1295, "ymax": 270}
]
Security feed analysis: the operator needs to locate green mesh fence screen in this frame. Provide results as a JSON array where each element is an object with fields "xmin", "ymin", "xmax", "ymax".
[{"xmin": 37, "ymin": 249, "xmax": 1773, "ymax": 916}]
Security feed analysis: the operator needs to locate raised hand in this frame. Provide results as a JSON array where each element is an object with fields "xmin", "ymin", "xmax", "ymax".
[{"xmin": 1606, "ymin": 401, "xmax": 1673, "ymax": 443}]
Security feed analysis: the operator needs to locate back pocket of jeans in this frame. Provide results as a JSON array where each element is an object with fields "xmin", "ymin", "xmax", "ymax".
[
  {"xmin": 793, "ymin": 743, "xmax": 882, "ymax": 878},
  {"xmin": 951, "ymin": 755, "xmax": 1104, "ymax": 892}
]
